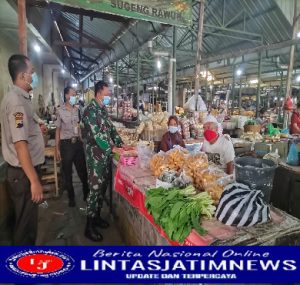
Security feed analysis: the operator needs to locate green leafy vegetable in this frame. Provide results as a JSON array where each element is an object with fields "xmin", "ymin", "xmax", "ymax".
[{"xmin": 145, "ymin": 185, "xmax": 215, "ymax": 243}]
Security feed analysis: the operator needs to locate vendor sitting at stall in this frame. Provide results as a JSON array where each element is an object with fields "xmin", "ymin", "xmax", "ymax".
[
  {"xmin": 160, "ymin": 115, "xmax": 185, "ymax": 152},
  {"xmin": 256, "ymin": 108, "xmax": 268, "ymax": 128},
  {"xmin": 290, "ymin": 102, "xmax": 300, "ymax": 135},
  {"xmin": 202, "ymin": 115, "xmax": 235, "ymax": 174}
]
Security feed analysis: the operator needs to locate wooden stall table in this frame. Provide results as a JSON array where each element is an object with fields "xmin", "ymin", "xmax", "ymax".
[{"xmin": 112, "ymin": 162, "xmax": 300, "ymax": 246}]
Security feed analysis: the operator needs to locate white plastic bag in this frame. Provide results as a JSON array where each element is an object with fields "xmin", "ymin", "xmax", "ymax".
[{"xmin": 184, "ymin": 95, "xmax": 207, "ymax": 112}]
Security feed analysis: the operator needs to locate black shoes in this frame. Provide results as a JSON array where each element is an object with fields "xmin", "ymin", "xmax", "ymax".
[
  {"xmin": 68, "ymin": 199, "xmax": 76, "ymax": 207},
  {"xmin": 85, "ymin": 217, "xmax": 103, "ymax": 242}
]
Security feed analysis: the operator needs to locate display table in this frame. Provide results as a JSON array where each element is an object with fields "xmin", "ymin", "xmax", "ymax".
[{"xmin": 112, "ymin": 162, "xmax": 300, "ymax": 246}]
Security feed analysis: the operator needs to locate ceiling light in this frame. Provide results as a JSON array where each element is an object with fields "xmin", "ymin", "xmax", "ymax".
[
  {"xmin": 72, "ymin": 83, "xmax": 77, "ymax": 88},
  {"xmin": 33, "ymin": 43, "xmax": 41, "ymax": 53},
  {"xmin": 61, "ymin": 69, "xmax": 65, "ymax": 74},
  {"xmin": 109, "ymin": 77, "xmax": 113, "ymax": 83},
  {"xmin": 236, "ymin": 69, "xmax": 242, "ymax": 76},
  {"xmin": 296, "ymin": 75, "xmax": 300, "ymax": 82},
  {"xmin": 297, "ymin": 31, "xmax": 300, "ymax": 38},
  {"xmin": 274, "ymin": 97, "xmax": 278, "ymax": 100}
]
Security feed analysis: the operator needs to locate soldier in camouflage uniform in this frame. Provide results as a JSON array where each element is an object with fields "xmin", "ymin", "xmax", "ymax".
[{"xmin": 82, "ymin": 81, "xmax": 123, "ymax": 242}]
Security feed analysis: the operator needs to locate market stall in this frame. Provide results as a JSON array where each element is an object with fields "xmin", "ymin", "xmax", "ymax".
[{"xmin": 111, "ymin": 147, "xmax": 300, "ymax": 246}]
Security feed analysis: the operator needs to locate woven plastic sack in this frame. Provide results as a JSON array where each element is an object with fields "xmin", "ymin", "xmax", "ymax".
[{"xmin": 215, "ymin": 183, "xmax": 270, "ymax": 227}]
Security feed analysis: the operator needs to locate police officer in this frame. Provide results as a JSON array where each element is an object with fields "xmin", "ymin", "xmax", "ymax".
[
  {"xmin": 0, "ymin": 54, "xmax": 44, "ymax": 245},
  {"xmin": 55, "ymin": 87, "xmax": 89, "ymax": 207},
  {"xmin": 83, "ymin": 81, "xmax": 123, "ymax": 241}
]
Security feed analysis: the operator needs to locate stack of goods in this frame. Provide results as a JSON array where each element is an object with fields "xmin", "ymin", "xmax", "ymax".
[
  {"xmin": 140, "ymin": 112, "xmax": 169, "ymax": 141},
  {"xmin": 145, "ymin": 184, "xmax": 215, "ymax": 243},
  {"xmin": 175, "ymin": 106, "xmax": 185, "ymax": 115},
  {"xmin": 116, "ymin": 128, "xmax": 138, "ymax": 146},
  {"xmin": 122, "ymin": 101, "xmax": 132, "ymax": 121},
  {"xmin": 180, "ymin": 117, "xmax": 191, "ymax": 139},
  {"xmin": 149, "ymin": 149, "xmax": 232, "ymax": 203},
  {"xmin": 112, "ymin": 146, "xmax": 138, "ymax": 166},
  {"xmin": 241, "ymin": 132, "xmax": 263, "ymax": 142}
]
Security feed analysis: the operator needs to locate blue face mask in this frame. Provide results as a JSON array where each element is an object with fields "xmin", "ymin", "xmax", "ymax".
[
  {"xmin": 168, "ymin": 126, "xmax": 178, "ymax": 134},
  {"xmin": 69, "ymin": 96, "xmax": 77, "ymax": 106},
  {"xmin": 30, "ymin": 72, "xmax": 39, "ymax": 89},
  {"xmin": 102, "ymin": 96, "xmax": 111, "ymax": 106}
]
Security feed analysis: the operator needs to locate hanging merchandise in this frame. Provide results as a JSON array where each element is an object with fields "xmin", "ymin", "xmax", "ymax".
[
  {"xmin": 183, "ymin": 95, "xmax": 207, "ymax": 112},
  {"xmin": 215, "ymin": 183, "xmax": 270, "ymax": 227},
  {"xmin": 283, "ymin": 96, "xmax": 294, "ymax": 111},
  {"xmin": 286, "ymin": 143, "xmax": 299, "ymax": 166}
]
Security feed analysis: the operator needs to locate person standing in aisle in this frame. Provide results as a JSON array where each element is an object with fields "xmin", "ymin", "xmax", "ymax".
[
  {"xmin": 82, "ymin": 81, "xmax": 123, "ymax": 242},
  {"xmin": 55, "ymin": 87, "xmax": 89, "ymax": 207},
  {"xmin": 0, "ymin": 54, "xmax": 44, "ymax": 245}
]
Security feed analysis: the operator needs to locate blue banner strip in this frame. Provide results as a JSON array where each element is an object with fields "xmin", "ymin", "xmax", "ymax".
[{"xmin": 0, "ymin": 246, "xmax": 300, "ymax": 283}]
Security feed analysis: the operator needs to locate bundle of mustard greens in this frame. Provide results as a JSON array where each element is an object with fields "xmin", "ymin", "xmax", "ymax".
[{"xmin": 145, "ymin": 185, "xmax": 215, "ymax": 243}]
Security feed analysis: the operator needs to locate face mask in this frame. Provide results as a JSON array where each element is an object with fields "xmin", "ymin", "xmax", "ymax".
[
  {"xmin": 204, "ymin": 129, "xmax": 218, "ymax": 143},
  {"xmin": 69, "ymin": 96, "xmax": 77, "ymax": 106},
  {"xmin": 168, "ymin": 126, "xmax": 178, "ymax": 134},
  {"xmin": 102, "ymin": 96, "xmax": 111, "ymax": 106},
  {"xmin": 30, "ymin": 72, "xmax": 39, "ymax": 89}
]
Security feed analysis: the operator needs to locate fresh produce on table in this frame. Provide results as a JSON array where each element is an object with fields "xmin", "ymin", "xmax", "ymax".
[
  {"xmin": 241, "ymin": 132, "xmax": 263, "ymax": 142},
  {"xmin": 145, "ymin": 185, "xmax": 215, "ymax": 243},
  {"xmin": 182, "ymin": 152, "xmax": 209, "ymax": 179}
]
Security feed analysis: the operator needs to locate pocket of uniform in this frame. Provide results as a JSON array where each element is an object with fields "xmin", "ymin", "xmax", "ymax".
[{"xmin": 7, "ymin": 167, "xmax": 26, "ymax": 184}]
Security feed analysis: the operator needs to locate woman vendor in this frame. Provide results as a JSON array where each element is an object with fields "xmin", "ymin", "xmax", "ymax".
[
  {"xmin": 160, "ymin": 115, "xmax": 185, "ymax": 152},
  {"xmin": 202, "ymin": 115, "xmax": 235, "ymax": 174},
  {"xmin": 290, "ymin": 102, "xmax": 300, "ymax": 135}
]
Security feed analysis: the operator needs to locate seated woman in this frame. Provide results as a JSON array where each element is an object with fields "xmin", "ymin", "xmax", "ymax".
[
  {"xmin": 202, "ymin": 115, "xmax": 235, "ymax": 175},
  {"xmin": 160, "ymin": 115, "xmax": 185, "ymax": 152}
]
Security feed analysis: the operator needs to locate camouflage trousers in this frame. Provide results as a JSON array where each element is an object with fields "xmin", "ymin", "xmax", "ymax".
[{"xmin": 85, "ymin": 145, "xmax": 111, "ymax": 218}]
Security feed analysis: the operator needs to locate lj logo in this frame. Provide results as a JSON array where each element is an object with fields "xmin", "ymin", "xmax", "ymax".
[{"xmin": 6, "ymin": 250, "xmax": 74, "ymax": 278}]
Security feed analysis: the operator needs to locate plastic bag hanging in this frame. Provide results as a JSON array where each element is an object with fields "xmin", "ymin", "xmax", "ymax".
[{"xmin": 287, "ymin": 143, "xmax": 299, "ymax": 166}]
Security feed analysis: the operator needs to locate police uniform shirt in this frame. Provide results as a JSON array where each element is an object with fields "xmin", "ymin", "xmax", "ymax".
[
  {"xmin": 55, "ymin": 105, "xmax": 79, "ymax": 139},
  {"xmin": 0, "ymin": 85, "xmax": 45, "ymax": 167}
]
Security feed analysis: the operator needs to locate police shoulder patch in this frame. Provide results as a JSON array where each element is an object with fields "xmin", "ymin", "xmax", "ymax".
[{"xmin": 14, "ymin": 112, "xmax": 24, "ymax": 128}]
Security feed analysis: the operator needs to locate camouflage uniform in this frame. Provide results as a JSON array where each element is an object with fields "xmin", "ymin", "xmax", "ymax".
[{"xmin": 82, "ymin": 99, "xmax": 123, "ymax": 218}]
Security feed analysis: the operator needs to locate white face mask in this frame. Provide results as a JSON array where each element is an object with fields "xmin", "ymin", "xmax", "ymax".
[{"xmin": 168, "ymin": 126, "xmax": 178, "ymax": 134}]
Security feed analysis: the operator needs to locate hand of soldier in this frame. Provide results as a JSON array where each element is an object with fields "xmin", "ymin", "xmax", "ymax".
[
  {"xmin": 31, "ymin": 181, "xmax": 44, "ymax": 203},
  {"xmin": 56, "ymin": 150, "xmax": 61, "ymax": 162}
]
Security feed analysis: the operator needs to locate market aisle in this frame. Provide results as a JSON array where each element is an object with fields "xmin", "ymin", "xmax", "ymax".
[{"xmin": 36, "ymin": 171, "xmax": 124, "ymax": 246}]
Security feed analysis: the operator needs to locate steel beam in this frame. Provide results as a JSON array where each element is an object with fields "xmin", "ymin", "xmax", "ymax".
[
  {"xmin": 53, "ymin": 41, "xmax": 105, "ymax": 49},
  {"xmin": 172, "ymin": 26, "xmax": 177, "ymax": 115},
  {"xmin": 194, "ymin": 0, "xmax": 205, "ymax": 110},
  {"xmin": 256, "ymin": 52, "xmax": 262, "ymax": 117}
]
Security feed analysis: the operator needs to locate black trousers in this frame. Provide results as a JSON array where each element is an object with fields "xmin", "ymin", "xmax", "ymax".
[
  {"xmin": 6, "ymin": 165, "xmax": 41, "ymax": 246},
  {"xmin": 60, "ymin": 139, "xmax": 89, "ymax": 200}
]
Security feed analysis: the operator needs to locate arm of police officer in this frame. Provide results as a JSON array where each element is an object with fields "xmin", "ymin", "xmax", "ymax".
[
  {"xmin": 55, "ymin": 110, "xmax": 61, "ymax": 161},
  {"xmin": 9, "ymin": 106, "xmax": 43, "ymax": 203}
]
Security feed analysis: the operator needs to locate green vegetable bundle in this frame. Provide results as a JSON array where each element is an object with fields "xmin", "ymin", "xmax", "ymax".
[
  {"xmin": 145, "ymin": 185, "xmax": 215, "ymax": 243},
  {"xmin": 244, "ymin": 119, "xmax": 257, "ymax": 126}
]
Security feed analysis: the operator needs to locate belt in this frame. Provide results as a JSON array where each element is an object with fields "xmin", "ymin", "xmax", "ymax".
[
  {"xmin": 8, "ymin": 164, "xmax": 42, "ymax": 171},
  {"xmin": 61, "ymin": 137, "xmax": 80, "ymax": 144}
]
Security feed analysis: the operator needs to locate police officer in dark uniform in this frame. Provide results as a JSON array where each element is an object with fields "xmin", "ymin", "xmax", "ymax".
[
  {"xmin": 0, "ymin": 54, "xmax": 44, "ymax": 245},
  {"xmin": 55, "ymin": 87, "xmax": 89, "ymax": 207}
]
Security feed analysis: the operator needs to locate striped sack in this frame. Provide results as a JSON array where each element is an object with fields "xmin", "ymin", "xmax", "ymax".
[{"xmin": 215, "ymin": 183, "xmax": 270, "ymax": 227}]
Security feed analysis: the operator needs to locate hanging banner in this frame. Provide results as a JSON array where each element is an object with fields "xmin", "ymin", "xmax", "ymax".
[{"xmin": 50, "ymin": 0, "xmax": 192, "ymax": 26}]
